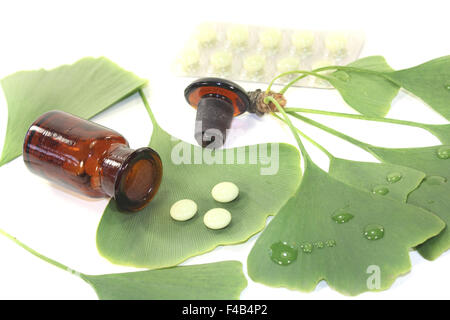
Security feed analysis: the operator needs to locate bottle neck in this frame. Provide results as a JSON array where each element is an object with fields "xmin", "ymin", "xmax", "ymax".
[{"xmin": 100, "ymin": 144, "xmax": 135, "ymax": 197}]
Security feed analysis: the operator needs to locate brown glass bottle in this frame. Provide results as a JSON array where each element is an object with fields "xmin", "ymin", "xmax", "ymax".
[{"xmin": 23, "ymin": 110, "xmax": 163, "ymax": 212}]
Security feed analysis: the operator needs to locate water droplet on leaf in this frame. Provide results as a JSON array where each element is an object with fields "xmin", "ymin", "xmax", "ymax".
[
  {"xmin": 314, "ymin": 241, "xmax": 324, "ymax": 249},
  {"xmin": 437, "ymin": 146, "xmax": 450, "ymax": 159},
  {"xmin": 269, "ymin": 241, "xmax": 298, "ymax": 265},
  {"xmin": 332, "ymin": 210, "xmax": 354, "ymax": 224},
  {"xmin": 364, "ymin": 224, "xmax": 385, "ymax": 240},
  {"xmin": 444, "ymin": 83, "xmax": 450, "ymax": 91},
  {"xmin": 372, "ymin": 185, "xmax": 389, "ymax": 196},
  {"xmin": 300, "ymin": 242, "xmax": 313, "ymax": 253},
  {"xmin": 424, "ymin": 175, "xmax": 448, "ymax": 186},
  {"xmin": 325, "ymin": 240, "xmax": 336, "ymax": 247},
  {"xmin": 386, "ymin": 172, "xmax": 402, "ymax": 184}
]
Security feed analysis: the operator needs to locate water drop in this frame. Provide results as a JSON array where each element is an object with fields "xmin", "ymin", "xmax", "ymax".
[
  {"xmin": 364, "ymin": 224, "xmax": 385, "ymax": 240},
  {"xmin": 314, "ymin": 241, "xmax": 324, "ymax": 249},
  {"xmin": 386, "ymin": 172, "xmax": 402, "ymax": 184},
  {"xmin": 437, "ymin": 146, "xmax": 450, "ymax": 159},
  {"xmin": 300, "ymin": 242, "xmax": 313, "ymax": 253},
  {"xmin": 332, "ymin": 210, "xmax": 354, "ymax": 224},
  {"xmin": 269, "ymin": 241, "xmax": 298, "ymax": 265},
  {"xmin": 424, "ymin": 175, "xmax": 448, "ymax": 186},
  {"xmin": 334, "ymin": 71, "xmax": 350, "ymax": 82},
  {"xmin": 325, "ymin": 240, "xmax": 336, "ymax": 247},
  {"xmin": 372, "ymin": 185, "xmax": 389, "ymax": 196},
  {"xmin": 444, "ymin": 83, "xmax": 450, "ymax": 91}
]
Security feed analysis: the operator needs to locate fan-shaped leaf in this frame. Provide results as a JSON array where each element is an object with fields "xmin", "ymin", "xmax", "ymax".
[
  {"xmin": 385, "ymin": 56, "xmax": 450, "ymax": 121},
  {"xmin": 422, "ymin": 123, "xmax": 450, "ymax": 144},
  {"xmin": 0, "ymin": 228, "xmax": 247, "ymax": 300},
  {"xmin": 247, "ymin": 161, "xmax": 444, "ymax": 296},
  {"xmin": 327, "ymin": 56, "xmax": 400, "ymax": 117},
  {"xmin": 97, "ymin": 118, "xmax": 301, "ymax": 269},
  {"xmin": 82, "ymin": 261, "xmax": 247, "ymax": 300},
  {"xmin": 368, "ymin": 145, "xmax": 450, "ymax": 260},
  {"xmin": 0, "ymin": 57, "xmax": 147, "ymax": 166},
  {"xmin": 329, "ymin": 158, "xmax": 426, "ymax": 202}
]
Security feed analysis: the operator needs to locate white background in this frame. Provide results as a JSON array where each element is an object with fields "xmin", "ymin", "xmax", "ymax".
[{"xmin": 0, "ymin": 0, "xmax": 449, "ymax": 299}]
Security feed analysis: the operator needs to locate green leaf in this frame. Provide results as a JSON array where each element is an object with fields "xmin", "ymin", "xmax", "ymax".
[
  {"xmin": 329, "ymin": 158, "xmax": 426, "ymax": 202},
  {"xmin": 385, "ymin": 56, "xmax": 450, "ymax": 121},
  {"xmin": 327, "ymin": 56, "xmax": 400, "ymax": 117},
  {"xmin": 422, "ymin": 123, "xmax": 450, "ymax": 144},
  {"xmin": 82, "ymin": 261, "xmax": 247, "ymax": 300},
  {"xmin": 368, "ymin": 145, "xmax": 450, "ymax": 260},
  {"xmin": 247, "ymin": 161, "xmax": 444, "ymax": 296},
  {"xmin": 0, "ymin": 229, "xmax": 247, "ymax": 300},
  {"xmin": 0, "ymin": 57, "xmax": 147, "ymax": 166},
  {"xmin": 97, "ymin": 113, "xmax": 301, "ymax": 269}
]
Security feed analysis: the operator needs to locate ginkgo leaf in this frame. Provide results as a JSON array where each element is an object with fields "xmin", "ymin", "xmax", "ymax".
[
  {"xmin": 96, "ymin": 91, "xmax": 301, "ymax": 269},
  {"xmin": 327, "ymin": 56, "xmax": 400, "ymax": 117},
  {"xmin": 329, "ymin": 158, "xmax": 426, "ymax": 202},
  {"xmin": 0, "ymin": 229, "xmax": 247, "ymax": 300},
  {"xmin": 81, "ymin": 261, "xmax": 247, "ymax": 300},
  {"xmin": 385, "ymin": 56, "xmax": 450, "ymax": 121},
  {"xmin": 367, "ymin": 145, "xmax": 450, "ymax": 260},
  {"xmin": 247, "ymin": 161, "xmax": 444, "ymax": 296},
  {"xmin": 287, "ymin": 111, "xmax": 450, "ymax": 261},
  {"xmin": 422, "ymin": 124, "xmax": 450, "ymax": 144},
  {"xmin": 0, "ymin": 57, "xmax": 147, "ymax": 166}
]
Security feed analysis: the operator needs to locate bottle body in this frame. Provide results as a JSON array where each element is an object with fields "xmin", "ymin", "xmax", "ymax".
[{"xmin": 23, "ymin": 110, "xmax": 163, "ymax": 211}]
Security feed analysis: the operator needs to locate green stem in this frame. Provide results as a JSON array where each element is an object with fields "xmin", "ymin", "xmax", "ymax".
[
  {"xmin": 287, "ymin": 112, "xmax": 373, "ymax": 154},
  {"xmin": 266, "ymin": 70, "xmax": 330, "ymax": 94},
  {"xmin": 277, "ymin": 64, "xmax": 400, "ymax": 95},
  {"xmin": 139, "ymin": 89, "xmax": 159, "ymax": 129},
  {"xmin": 265, "ymin": 97, "xmax": 310, "ymax": 162},
  {"xmin": 271, "ymin": 113, "xmax": 334, "ymax": 160},
  {"xmin": 285, "ymin": 108, "xmax": 430, "ymax": 131},
  {"xmin": 0, "ymin": 228, "xmax": 82, "ymax": 276}
]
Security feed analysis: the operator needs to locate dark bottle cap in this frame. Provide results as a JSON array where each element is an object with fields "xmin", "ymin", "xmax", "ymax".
[{"xmin": 184, "ymin": 77, "xmax": 250, "ymax": 148}]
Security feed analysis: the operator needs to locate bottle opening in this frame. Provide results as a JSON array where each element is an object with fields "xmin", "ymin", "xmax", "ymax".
[{"xmin": 114, "ymin": 147, "xmax": 163, "ymax": 212}]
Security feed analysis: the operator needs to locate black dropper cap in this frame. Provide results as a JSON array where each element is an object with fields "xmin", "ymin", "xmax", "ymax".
[{"xmin": 184, "ymin": 77, "xmax": 250, "ymax": 148}]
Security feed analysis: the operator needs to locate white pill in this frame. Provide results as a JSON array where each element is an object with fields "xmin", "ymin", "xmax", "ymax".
[
  {"xmin": 170, "ymin": 199, "xmax": 198, "ymax": 221},
  {"xmin": 203, "ymin": 208, "xmax": 232, "ymax": 230},
  {"xmin": 291, "ymin": 31, "xmax": 315, "ymax": 53},
  {"xmin": 227, "ymin": 25, "xmax": 249, "ymax": 47},
  {"xmin": 243, "ymin": 54, "xmax": 265, "ymax": 75},
  {"xmin": 259, "ymin": 28, "xmax": 282, "ymax": 49},
  {"xmin": 210, "ymin": 51, "xmax": 232, "ymax": 71},
  {"xmin": 211, "ymin": 182, "xmax": 239, "ymax": 203},
  {"xmin": 325, "ymin": 33, "xmax": 348, "ymax": 56},
  {"xmin": 196, "ymin": 24, "xmax": 217, "ymax": 46},
  {"xmin": 180, "ymin": 46, "xmax": 200, "ymax": 71},
  {"xmin": 277, "ymin": 56, "xmax": 300, "ymax": 74}
]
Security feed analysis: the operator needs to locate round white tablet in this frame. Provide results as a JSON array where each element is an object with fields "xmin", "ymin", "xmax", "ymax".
[
  {"xmin": 243, "ymin": 54, "xmax": 265, "ymax": 75},
  {"xmin": 227, "ymin": 25, "xmax": 249, "ymax": 47},
  {"xmin": 325, "ymin": 33, "xmax": 348, "ymax": 56},
  {"xmin": 203, "ymin": 208, "xmax": 232, "ymax": 230},
  {"xmin": 196, "ymin": 24, "xmax": 217, "ymax": 45},
  {"xmin": 292, "ymin": 31, "xmax": 315, "ymax": 53},
  {"xmin": 210, "ymin": 51, "xmax": 232, "ymax": 72},
  {"xmin": 170, "ymin": 199, "xmax": 198, "ymax": 221},
  {"xmin": 211, "ymin": 182, "xmax": 239, "ymax": 203},
  {"xmin": 277, "ymin": 56, "xmax": 300, "ymax": 74},
  {"xmin": 259, "ymin": 28, "xmax": 282, "ymax": 49}
]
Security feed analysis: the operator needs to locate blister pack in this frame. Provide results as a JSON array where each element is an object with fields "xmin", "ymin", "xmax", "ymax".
[{"xmin": 174, "ymin": 23, "xmax": 365, "ymax": 88}]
